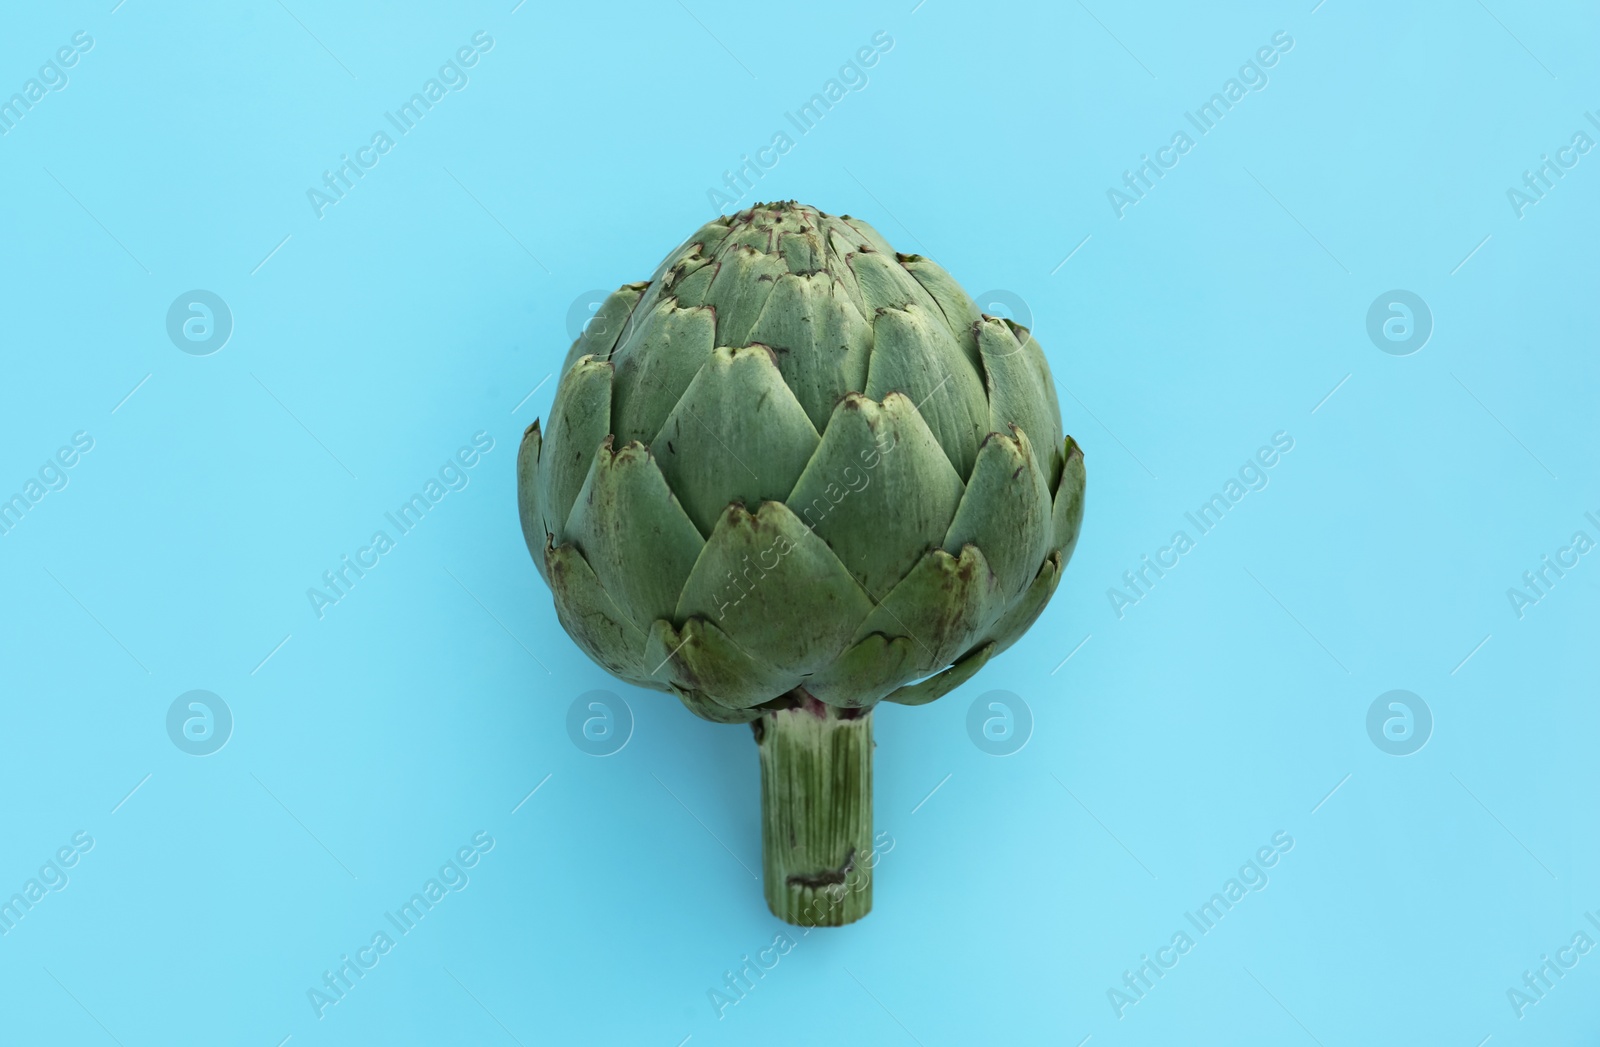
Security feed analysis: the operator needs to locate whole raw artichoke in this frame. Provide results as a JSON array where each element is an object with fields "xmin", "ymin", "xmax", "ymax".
[{"xmin": 518, "ymin": 201, "xmax": 1084, "ymax": 924}]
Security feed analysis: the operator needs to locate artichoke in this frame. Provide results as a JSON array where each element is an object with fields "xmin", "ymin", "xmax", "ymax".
[{"xmin": 518, "ymin": 201, "xmax": 1085, "ymax": 925}]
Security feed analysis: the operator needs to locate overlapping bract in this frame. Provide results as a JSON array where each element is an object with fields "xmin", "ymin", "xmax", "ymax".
[{"xmin": 518, "ymin": 203, "xmax": 1084, "ymax": 723}]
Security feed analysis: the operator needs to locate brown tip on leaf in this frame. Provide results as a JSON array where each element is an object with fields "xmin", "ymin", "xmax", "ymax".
[
  {"xmin": 745, "ymin": 341, "xmax": 781, "ymax": 367},
  {"xmin": 523, "ymin": 419, "xmax": 541, "ymax": 438}
]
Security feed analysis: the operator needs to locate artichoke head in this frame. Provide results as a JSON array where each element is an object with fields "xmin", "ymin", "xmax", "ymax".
[{"xmin": 518, "ymin": 202, "xmax": 1084, "ymax": 722}]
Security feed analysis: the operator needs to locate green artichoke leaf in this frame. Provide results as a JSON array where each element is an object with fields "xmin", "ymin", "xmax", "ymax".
[
  {"xmin": 653, "ymin": 345, "xmax": 822, "ymax": 537},
  {"xmin": 665, "ymin": 257, "xmax": 719, "ymax": 308},
  {"xmin": 826, "ymin": 221, "xmax": 866, "ymax": 257},
  {"xmin": 787, "ymin": 392, "xmax": 964, "ymax": 602},
  {"xmin": 803, "ymin": 633, "xmax": 919, "ymax": 709},
  {"xmin": 646, "ymin": 617, "xmax": 796, "ymax": 708},
  {"xmin": 838, "ymin": 215, "xmax": 897, "ymax": 257},
  {"xmin": 847, "ymin": 248, "xmax": 944, "ymax": 319},
  {"xmin": 977, "ymin": 551, "xmax": 1062, "ymax": 655},
  {"xmin": 647, "ymin": 219, "xmax": 732, "ymax": 283},
  {"xmin": 670, "ymin": 683, "xmax": 763, "ymax": 724},
  {"xmin": 882, "ymin": 641, "xmax": 996, "ymax": 707},
  {"xmin": 610, "ymin": 301, "xmax": 716, "ymax": 447},
  {"xmin": 901, "ymin": 255, "xmax": 984, "ymax": 369},
  {"xmin": 545, "ymin": 539, "xmax": 655, "ymax": 685},
  {"xmin": 718, "ymin": 216, "xmax": 786, "ymax": 255},
  {"xmin": 977, "ymin": 316, "xmax": 1065, "ymax": 491},
  {"xmin": 1053, "ymin": 437, "xmax": 1087, "ymax": 565},
  {"xmin": 516, "ymin": 421, "xmax": 546, "ymax": 582},
  {"xmin": 821, "ymin": 227, "xmax": 870, "ymax": 322},
  {"xmin": 777, "ymin": 227, "xmax": 825, "ymax": 274},
  {"xmin": 629, "ymin": 242, "xmax": 715, "ymax": 346},
  {"xmin": 567, "ymin": 439, "xmax": 706, "ymax": 635},
  {"xmin": 943, "ymin": 426, "xmax": 1054, "ymax": 601},
  {"xmin": 851, "ymin": 544, "xmax": 1005, "ymax": 678},
  {"xmin": 863, "ymin": 303, "xmax": 989, "ymax": 480},
  {"xmin": 538, "ymin": 354, "xmax": 614, "ymax": 545},
  {"xmin": 747, "ymin": 272, "xmax": 872, "ymax": 433},
  {"xmin": 561, "ymin": 282, "xmax": 645, "ymax": 375},
  {"xmin": 703, "ymin": 244, "xmax": 788, "ymax": 348},
  {"xmin": 675, "ymin": 502, "xmax": 876, "ymax": 677},
  {"xmin": 634, "ymin": 229, "xmax": 726, "ymax": 323}
]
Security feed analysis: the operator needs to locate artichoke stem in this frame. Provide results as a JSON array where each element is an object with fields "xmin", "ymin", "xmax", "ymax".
[{"xmin": 756, "ymin": 693, "xmax": 873, "ymax": 927}]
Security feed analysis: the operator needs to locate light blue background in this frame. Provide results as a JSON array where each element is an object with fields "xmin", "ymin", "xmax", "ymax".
[{"xmin": 2, "ymin": 0, "xmax": 1596, "ymax": 1044}]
